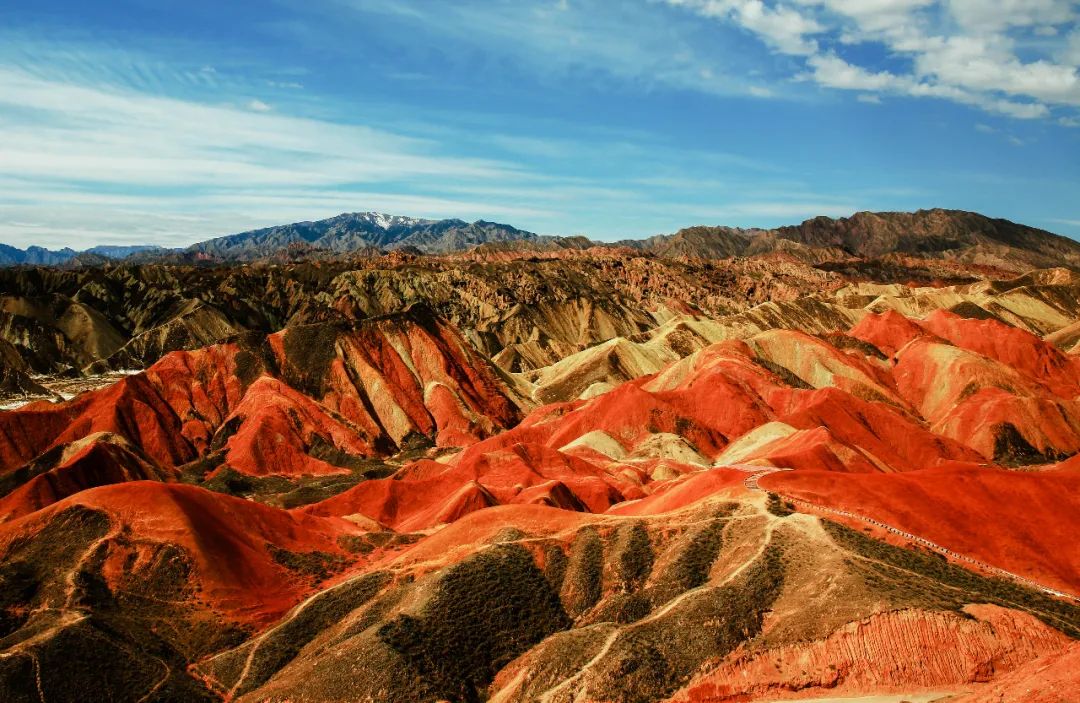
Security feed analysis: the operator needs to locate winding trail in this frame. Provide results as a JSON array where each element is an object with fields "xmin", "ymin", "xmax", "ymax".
[
  {"xmin": 532, "ymin": 513, "xmax": 779, "ymax": 703},
  {"xmin": 725, "ymin": 464, "xmax": 791, "ymax": 492}
]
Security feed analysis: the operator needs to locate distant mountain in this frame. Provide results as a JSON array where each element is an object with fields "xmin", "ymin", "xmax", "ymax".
[
  {"xmin": 183, "ymin": 212, "xmax": 538, "ymax": 261},
  {"xmin": 770, "ymin": 209, "xmax": 1080, "ymax": 260},
  {"xmin": 0, "ymin": 244, "xmax": 164, "ymax": 267},
  {"xmin": 631, "ymin": 209, "xmax": 1080, "ymax": 269},
  {"xmin": 84, "ymin": 245, "xmax": 168, "ymax": 259},
  {"xmin": 621, "ymin": 225, "xmax": 763, "ymax": 259},
  {"xmin": 4, "ymin": 208, "xmax": 1078, "ymax": 270},
  {"xmin": 0, "ymin": 245, "xmax": 78, "ymax": 266}
]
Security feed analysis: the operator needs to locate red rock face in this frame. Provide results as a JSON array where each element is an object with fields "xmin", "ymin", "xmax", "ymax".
[
  {"xmin": 0, "ymin": 433, "xmax": 171, "ymax": 521},
  {"xmin": 299, "ymin": 326, "xmax": 994, "ymax": 532},
  {"xmin": 892, "ymin": 336, "xmax": 1080, "ymax": 461},
  {"xmin": 667, "ymin": 605, "xmax": 1072, "ymax": 702},
  {"xmin": 0, "ymin": 343, "xmax": 245, "ymax": 473},
  {"xmin": 302, "ymin": 441, "xmax": 632, "ymax": 531},
  {"xmin": 849, "ymin": 308, "xmax": 934, "ymax": 356},
  {"xmin": 213, "ymin": 376, "xmax": 375, "ymax": 478},
  {"xmin": 921, "ymin": 309, "xmax": 1080, "ymax": 396}
]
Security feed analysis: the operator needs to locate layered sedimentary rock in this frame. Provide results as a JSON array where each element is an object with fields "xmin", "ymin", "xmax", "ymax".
[{"xmin": 0, "ymin": 228, "xmax": 1079, "ymax": 701}]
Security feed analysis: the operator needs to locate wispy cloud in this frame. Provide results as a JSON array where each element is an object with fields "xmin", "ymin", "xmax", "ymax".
[
  {"xmin": 0, "ymin": 66, "xmax": 524, "ymax": 188},
  {"xmin": 0, "ymin": 34, "xmax": 851, "ymax": 248},
  {"xmin": 0, "ymin": 62, "xmax": 819, "ymax": 247},
  {"xmin": 0, "ymin": 56, "xmax": 568, "ymax": 246},
  {"xmin": 329, "ymin": 0, "xmax": 1079, "ymax": 121},
  {"xmin": 333, "ymin": 0, "xmax": 789, "ymax": 98}
]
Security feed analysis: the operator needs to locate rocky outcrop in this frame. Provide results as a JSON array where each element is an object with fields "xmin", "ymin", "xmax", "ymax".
[{"xmin": 666, "ymin": 605, "xmax": 1071, "ymax": 701}]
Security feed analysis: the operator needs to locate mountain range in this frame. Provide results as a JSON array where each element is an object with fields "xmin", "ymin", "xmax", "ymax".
[
  {"xmin": 8, "ymin": 208, "xmax": 1080, "ymax": 269},
  {"xmin": 181, "ymin": 212, "xmax": 539, "ymax": 260},
  {"xmin": 0, "ymin": 244, "xmax": 164, "ymax": 267}
]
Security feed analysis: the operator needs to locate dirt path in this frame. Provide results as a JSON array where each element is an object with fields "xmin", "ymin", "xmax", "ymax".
[{"xmin": 532, "ymin": 512, "xmax": 779, "ymax": 703}]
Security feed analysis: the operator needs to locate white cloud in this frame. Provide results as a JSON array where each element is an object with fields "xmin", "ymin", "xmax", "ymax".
[
  {"xmin": 669, "ymin": 0, "xmax": 1080, "ymax": 120},
  {"xmin": 0, "ymin": 67, "xmax": 524, "ymax": 190},
  {"xmin": 808, "ymin": 53, "xmax": 899, "ymax": 90},
  {"xmin": 910, "ymin": 35, "xmax": 1080, "ymax": 105},
  {"xmin": 972, "ymin": 121, "xmax": 1030, "ymax": 146},
  {"xmin": 857, "ymin": 93, "xmax": 882, "ymax": 103},
  {"xmin": 0, "ymin": 64, "xmax": 572, "ymax": 247},
  {"xmin": 0, "ymin": 51, "xmax": 832, "ymax": 248},
  {"xmin": 797, "ymin": 0, "xmax": 934, "ymax": 33},
  {"xmin": 347, "ymin": 0, "xmax": 781, "ymax": 98},
  {"xmin": 666, "ymin": 0, "xmax": 823, "ymax": 55},
  {"xmin": 1064, "ymin": 29, "xmax": 1080, "ymax": 64}
]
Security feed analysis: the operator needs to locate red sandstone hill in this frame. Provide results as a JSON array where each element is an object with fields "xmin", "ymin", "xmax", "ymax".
[
  {"xmin": 0, "ymin": 305, "xmax": 527, "ymax": 518},
  {"xmin": 300, "ymin": 325, "xmax": 1005, "ymax": 533},
  {"xmin": 0, "ymin": 481, "xmax": 368, "ymax": 625}
]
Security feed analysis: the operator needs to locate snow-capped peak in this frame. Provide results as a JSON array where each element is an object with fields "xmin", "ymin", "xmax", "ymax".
[{"xmin": 361, "ymin": 212, "xmax": 425, "ymax": 230}]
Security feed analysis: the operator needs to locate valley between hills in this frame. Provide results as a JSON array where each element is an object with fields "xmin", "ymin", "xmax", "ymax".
[{"xmin": 1, "ymin": 208, "xmax": 1080, "ymax": 702}]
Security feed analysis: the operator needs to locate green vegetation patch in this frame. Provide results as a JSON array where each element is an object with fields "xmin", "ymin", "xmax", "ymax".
[
  {"xmin": 377, "ymin": 544, "xmax": 571, "ymax": 702},
  {"xmin": 222, "ymin": 571, "xmax": 392, "ymax": 697},
  {"xmin": 543, "ymin": 543, "xmax": 569, "ymax": 591},
  {"xmin": 588, "ymin": 543, "xmax": 786, "ymax": 703},
  {"xmin": 652, "ymin": 517, "xmax": 726, "ymax": 606},
  {"xmin": 0, "ymin": 506, "xmax": 244, "ymax": 702},
  {"xmin": 281, "ymin": 323, "xmax": 344, "ymax": 396},
  {"xmin": 752, "ymin": 357, "xmax": 813, "ymax": 390},
  {"xmin": 766, "ymin": 492, "xmax": 796, "ymax": 517},
  {"xmin": 266, "ymin": 543, "xmax": 346, "ymax": 584},
  {"xmin": 820, "ymin": 332, "xmax": 887, "ymax": 360},
  {"xmin": 197, "ymin": 465, "xmax": 294, "ymax": 498},
  {"xmin": 615, "ymin": 521, "xmax": 655, "ymax": 592},
  {"xmin": 232, "ymin": 332, "xmax": 277, "ymax": 387},
  {"xmin": 562, "ymin": 526, "xmax": 604, "ymax": 618},
  {"xmin": 337, "ymin": 531, "xmax": 422, "ymax": 556},
  {"xmin": 992, "ymin": 422, "xmax": 1069, "ymax": 467}
]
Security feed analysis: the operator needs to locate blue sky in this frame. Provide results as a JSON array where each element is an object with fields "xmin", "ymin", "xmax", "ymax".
[{"xmin": 1, "ymin": 0, "xmax": 1079, "ymax": 248}]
